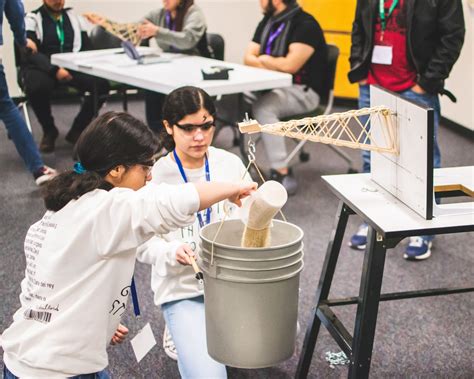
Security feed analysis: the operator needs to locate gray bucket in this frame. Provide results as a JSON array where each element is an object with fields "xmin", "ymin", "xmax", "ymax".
[{"xmin": 199, "ymin": 219, "xmax": 304, "ymax": 368}]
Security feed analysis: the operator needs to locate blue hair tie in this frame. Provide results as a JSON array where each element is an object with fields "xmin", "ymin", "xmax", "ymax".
[{"xmin": 73, "ymin": 162, "xmax": 86, "ymax": 174}]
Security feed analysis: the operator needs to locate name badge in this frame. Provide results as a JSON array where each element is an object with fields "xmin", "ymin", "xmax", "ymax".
[{"xmin": 371, "ymin": 45, "xmax": 393, "ymax": 65}]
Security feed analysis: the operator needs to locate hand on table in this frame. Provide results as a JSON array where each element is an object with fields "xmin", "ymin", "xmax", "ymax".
[{"xmin": 56, "ymin": 68, "xmax": 73, "ymax": 82}]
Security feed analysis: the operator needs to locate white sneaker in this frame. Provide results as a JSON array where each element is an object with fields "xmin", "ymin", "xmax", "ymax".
[
  {"xmin": 163, "ymin": 325, "xmax": 178, "ymax": 361},
  {"xmin": 34, "ymin": 166, "xmax": 58, "ymax": 186}
]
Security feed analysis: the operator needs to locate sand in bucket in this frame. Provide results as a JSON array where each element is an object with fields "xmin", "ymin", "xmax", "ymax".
[{"xmin": 240, "ymin": 180, "xmax": 288, "ymax": 248}]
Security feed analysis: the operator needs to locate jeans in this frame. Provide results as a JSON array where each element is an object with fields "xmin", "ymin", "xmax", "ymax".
[
  {"xmin": 359, "ymin": 84, "xmax": 439, "ymax": 242},
  {"xmin": 3, "ymin": 364, "xmax": 110, "ymax": 379},
  {"xmin": 162, "ymin": 295, "xmax": 227, "ymax": 379},
  {"xmin": 358, "ymin": 84, "xmax": 441, "ymax": 173},
  {"xmin": 0, "ymin": 63, "xmax": 43, "ymax": 174}
]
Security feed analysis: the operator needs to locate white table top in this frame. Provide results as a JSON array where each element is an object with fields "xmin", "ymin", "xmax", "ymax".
[
  {"xmin": 323, "ymin": 166, "xmax": 474, "ymax": 238},
  {"xmin": 51, "ymin": 48, "xmax": 292, "ymax": 96}
]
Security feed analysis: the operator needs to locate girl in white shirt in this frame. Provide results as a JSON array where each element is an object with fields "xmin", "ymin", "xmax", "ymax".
[
  {"xmin": 1, "ymin": 111, "xmax": 255, "ymax": 379},
  {"xmin": 137, "ymin": 86, "xmax": 250, "ymax": 378}
]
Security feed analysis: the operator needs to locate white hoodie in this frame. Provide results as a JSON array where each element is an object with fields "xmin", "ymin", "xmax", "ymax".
[
  {"xmin": 1, "ymin": 183, "xmax": 199, "ymax": 378},
  {"xmin": 137, "ymin": 147, "xmax": 250, "ymax": 306}
]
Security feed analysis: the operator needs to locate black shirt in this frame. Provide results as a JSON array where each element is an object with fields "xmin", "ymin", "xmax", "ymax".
[{"xmin": 252, "ymin": 9, "xmax": 327, "ymax": 95}]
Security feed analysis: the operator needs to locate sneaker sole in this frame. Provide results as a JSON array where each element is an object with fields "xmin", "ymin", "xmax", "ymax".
[
  {"xmin": 348, "ymin": 242, "xmax": 366, "ymax": 250},
  {"xmin": 403, "ymin": 250, "xmax": 432, "ymax": 260}
]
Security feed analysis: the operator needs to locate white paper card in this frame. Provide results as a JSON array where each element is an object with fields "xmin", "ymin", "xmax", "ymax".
[
  {"xmin": 130, "ymin": 323, "xmax": 157, "ymax": 363},
  {"xmin": 371, "ymin": 45, "xmax": 393, "ymax": 65}
]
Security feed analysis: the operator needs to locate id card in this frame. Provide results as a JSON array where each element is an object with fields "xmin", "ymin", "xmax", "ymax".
[
  {"xmin": 130, "ymin": 323, "xmax": 157, "ymax": 363},
  {"xmin": 371, "ymin": 45, "xmax": 393, "ymax": 65}
]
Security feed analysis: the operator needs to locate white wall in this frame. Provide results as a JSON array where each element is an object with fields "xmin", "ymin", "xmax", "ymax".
[
  {"xmin": 1, "ymin": 0, "xmax": 262, "ymax": 97},
  {"xmin": 440, "ymin": 0, "xmax": 473, "ymax": 131}
]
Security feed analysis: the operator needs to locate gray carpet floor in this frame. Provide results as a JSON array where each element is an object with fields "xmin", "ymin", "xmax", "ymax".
[{"xmin": 0, "ymin": 98, "xmax": 473, "ymax": 379}]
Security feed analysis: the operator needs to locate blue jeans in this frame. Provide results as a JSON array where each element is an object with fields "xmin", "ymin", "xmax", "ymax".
[
  {"xmin": 162, "ymin": 295, "xmax": 227, "ymax": 379},
  {"xmin": 358, "ymin": 84, "xmax": 441, "ymax": 174},
  {"xmin": 359, "ymin": 84, "xmax": 439, "ymax": 242},
  {"xmin": 0, "ymin": 63, "xmax": 44, "ymax": 174},
  {"xmin": 3, "ymin": 364, "xmax": 110, "ymax": 378}
]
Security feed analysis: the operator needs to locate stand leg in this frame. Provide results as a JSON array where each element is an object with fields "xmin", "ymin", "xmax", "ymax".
[
  {"xmin": 348, "ymin": 227, "xmax": 387, "ymax": 378},
  {"xmin": 296, "ymin": 201, "xmax": 352, "ymax": 378}
]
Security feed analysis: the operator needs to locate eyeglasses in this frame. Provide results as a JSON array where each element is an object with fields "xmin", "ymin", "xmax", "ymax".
[
  {"xmin": 137, "ymin": 158, "xmax": 156, "ymax": 175},
  {"xmin": 175, "ymin": 121, "xmax": 215, "ymax": 134}
]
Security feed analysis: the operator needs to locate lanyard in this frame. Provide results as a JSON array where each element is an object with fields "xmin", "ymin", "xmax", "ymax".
[
  {"xmin": 173, "ymin": 150, "xmax": 211, "ymax": 228},
  {"xmin": 379, "ymin": 0, "xmax": 399, "ymax": 37},
  {"xmin": 165, "ymin": 11, "xmax": 175, "ymax": 31},
  {"xmin": 50, "ymin": 13, "xmax": 65, "ymax": 52},
  {"xmin": 130, "ymin": 276, "xmax": 140, "ymax": 316},
  {"xmin": 265, "ymin": 22, "xmax": 285, "ymax": 55}
]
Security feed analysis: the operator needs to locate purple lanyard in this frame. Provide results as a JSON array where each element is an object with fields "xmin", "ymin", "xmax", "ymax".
[
  {"xmin": 265, "ymin": 22, "xmax": 285, "ymax": 55},
  {"xmin": 165, "ymin": 11, "xmax": 175, "ymax": 31}
]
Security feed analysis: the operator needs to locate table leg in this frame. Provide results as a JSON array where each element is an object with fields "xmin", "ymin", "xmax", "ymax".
[
  {"xmin": 296, "ymin": 201, "xmax": 352, "ymax": 378},
  {"xmin": 348, "ymin": 226, "xmax": 387, "ymax": 378}
]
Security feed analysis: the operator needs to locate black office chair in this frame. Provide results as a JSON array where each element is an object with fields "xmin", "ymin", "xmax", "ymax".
[
  {"xmin": 88, "ymin": 25, "xmax": 138, "ymax": 111},
  {"xmin": 206, "ymin": 33, "xmax": 240, "ymax": 147},
  {"xmin": 239, "ymin": 44, "xmax": 356, "ymax": 172},
  {"xmin": 207, "ymin": 33, "xmax": 225, "ymax": 61}
]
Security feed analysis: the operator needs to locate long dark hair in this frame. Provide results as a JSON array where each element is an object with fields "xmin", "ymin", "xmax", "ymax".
[
  {"xmin": 43, "ymin": 112, "xmax": 159, "ymax": 211},
  {"xmin": 174, "ymin": 0, "xmax": 194, "ymax": 32},
  {"xmin": 160, "ymin": 86, "xmax": 216, "ymax": 151}
]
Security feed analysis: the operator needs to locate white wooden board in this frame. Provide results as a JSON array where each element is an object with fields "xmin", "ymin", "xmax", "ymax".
[{"xmin": 370, "ymin": 86, "xmax": 434, "ymax": 220}]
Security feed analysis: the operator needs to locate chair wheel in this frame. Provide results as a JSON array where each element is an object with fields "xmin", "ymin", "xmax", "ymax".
[
  {"xmin": 299, "ymin": 151, "xmax": 310, "ymax": 162},
  {"xmin": 347, "ymin": 168, "xmax": 358, "ymax": 174}
]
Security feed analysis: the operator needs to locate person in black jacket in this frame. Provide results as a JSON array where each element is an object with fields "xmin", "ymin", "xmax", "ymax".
[
  {"xmin": 21, "ymin": 0, "xmax": 110, "ymax": 153},
  {"xmin": 347, "ymin": 0, "xmax": 465, "ymax": 260}
]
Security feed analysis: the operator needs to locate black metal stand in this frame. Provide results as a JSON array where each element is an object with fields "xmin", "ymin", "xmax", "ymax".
[{"xmin": 296, "ymin": 200, "xmax": 474, "ymax": 379}]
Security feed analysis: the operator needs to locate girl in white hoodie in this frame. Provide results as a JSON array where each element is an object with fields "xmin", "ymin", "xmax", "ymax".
[
  {"xmin": 137, "ymin": 86, "xmax": 250, "ymax": 378},
  {"xmin": 1, "ymin": 111, "xmax": 255, "ymax": 379}
]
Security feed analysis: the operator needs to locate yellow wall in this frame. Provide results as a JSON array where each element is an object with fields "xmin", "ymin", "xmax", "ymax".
[{"xmin": 301, "ymin": 0, "xmax": 358, "ymax": 99}]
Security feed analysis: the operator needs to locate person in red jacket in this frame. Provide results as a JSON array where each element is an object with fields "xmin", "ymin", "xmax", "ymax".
[{"xmin": 347, "ymin": 0, "xmax": 465, "ymax": 260}]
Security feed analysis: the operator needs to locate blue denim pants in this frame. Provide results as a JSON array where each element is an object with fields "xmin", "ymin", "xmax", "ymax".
[
  {"xmin": 162, "ymin": 295, "xmax": 227, "ymax": 379},
  {"xmin": 0, "ymin": 63, "xmax": 44, "ymax": 174},
  {"xmin": 3, "ymin": 364, "xmax": 110, "ymax": 379},
  {"xmin": 358, "ymin": 84, "xmax": 441, "ymax": 174}
]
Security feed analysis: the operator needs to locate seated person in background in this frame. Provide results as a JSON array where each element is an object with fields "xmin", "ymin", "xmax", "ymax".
[
  {"xmin": 86, "ymin": 0, "xmax": 209, "ymax": 133},
  {"xmin": 244, "ymin": 0, "xmax": 327, "ymax": 195},
  {"xmin": 22, "ymin": 0, "xmax": 110, "ymax": 153},
  {"xmin": 137, "ymin": 86, "xmax": 251, "ymax": 378}
]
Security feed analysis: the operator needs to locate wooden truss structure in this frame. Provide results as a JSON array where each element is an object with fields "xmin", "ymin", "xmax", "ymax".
[
  {"xmin": 85, "ymin": 13, "xmax": 141, "ymax": 45},
  {"xmin": 238, "ymin": 106, "xmax": 399, "ymax": 155}
]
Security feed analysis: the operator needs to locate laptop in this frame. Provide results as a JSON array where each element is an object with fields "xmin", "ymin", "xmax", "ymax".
[{"xmin": 121, "ymin": 40, "xmax": 171, "ymax": 65}]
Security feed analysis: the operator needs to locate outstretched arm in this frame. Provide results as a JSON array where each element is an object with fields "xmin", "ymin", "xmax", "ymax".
[{"xmin": 194, "ymin": 181, "xmax": 257, "ymax": 210}]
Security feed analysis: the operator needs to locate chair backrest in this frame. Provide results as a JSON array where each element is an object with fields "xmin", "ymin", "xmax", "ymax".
[
  {"xmin": 89, "ymin": 25, "xmax": 123, "ymax": 50},
  {"xmin": 320, "ymin": 44, "xmax": 339, "ymax": 108},
  {"xmin": 206, "ymin": 33, "xmax": 225, "ymax": 61},
  {"xmin": 318, "ymin": 44, "xmax": 339, "ymax": 105}
]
